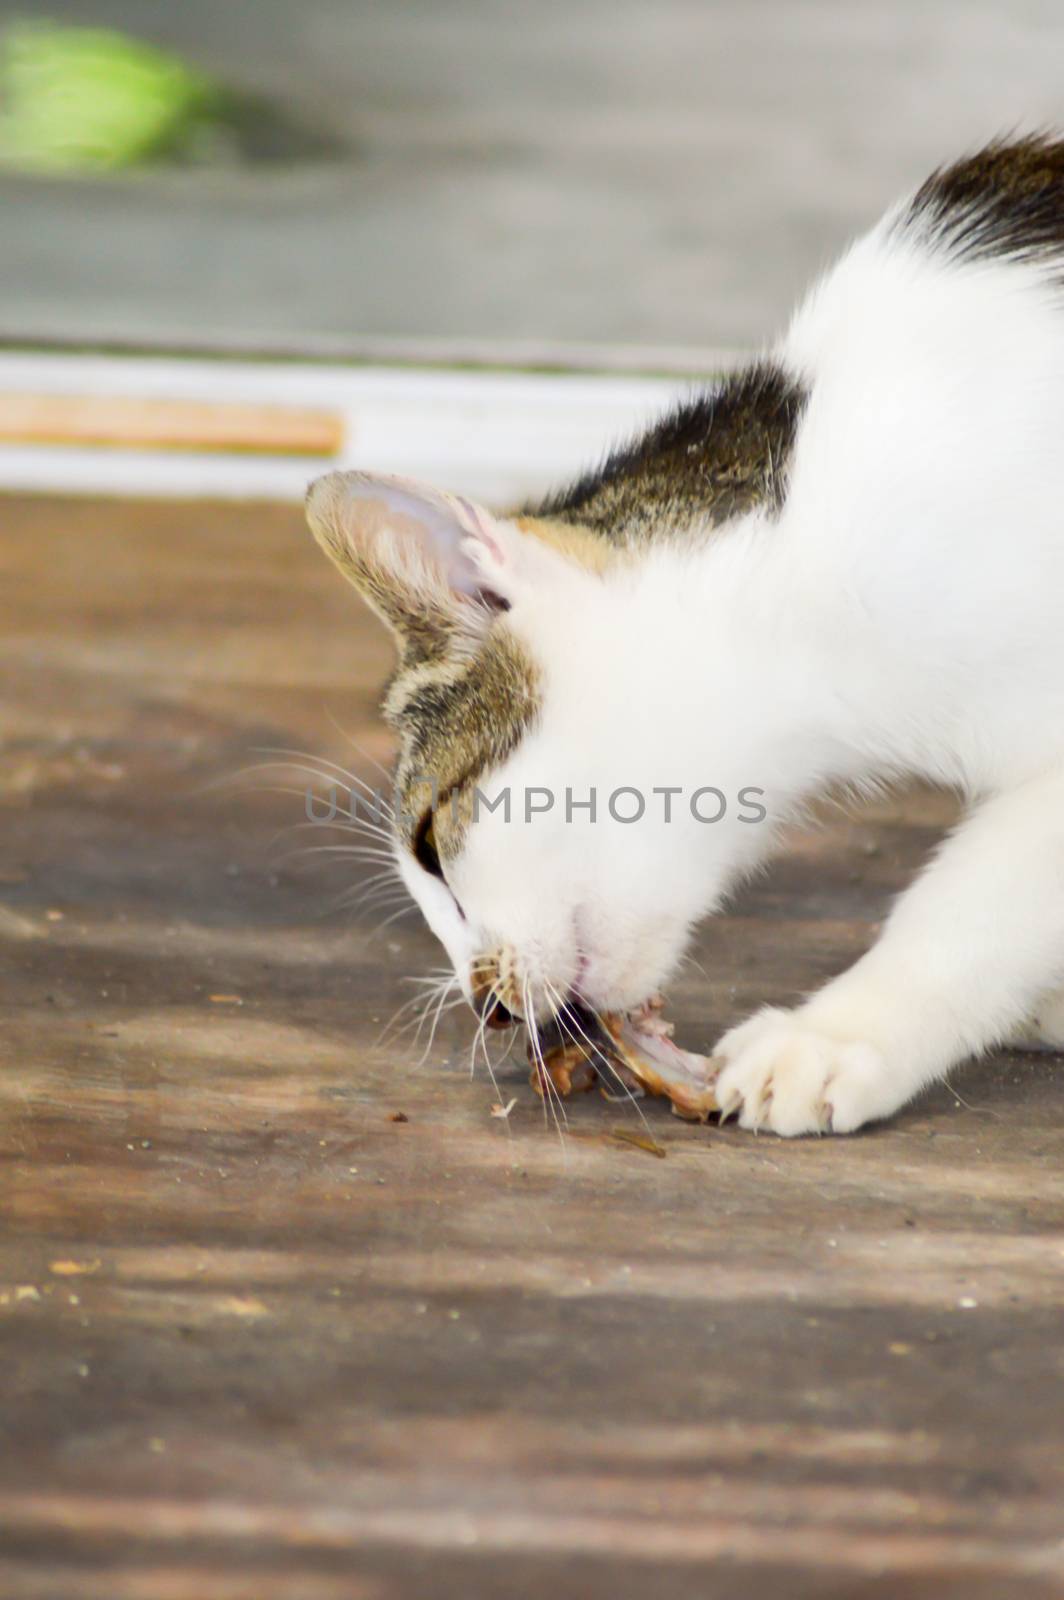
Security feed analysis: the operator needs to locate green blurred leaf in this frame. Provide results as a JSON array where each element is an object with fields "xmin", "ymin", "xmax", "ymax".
[{"xmin": 0, "ymin": 19, "xmax": 223, "ymax": 173}]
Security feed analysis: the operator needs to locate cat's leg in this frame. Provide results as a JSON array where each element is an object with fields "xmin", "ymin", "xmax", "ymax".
[
  {"xmin": 1007, "ymin": 982, "xmax": 1064, "ymax": 1051},
  {"xmin": 712, "ymin": 767, "xmax": 1064, "ymax": 1135}
]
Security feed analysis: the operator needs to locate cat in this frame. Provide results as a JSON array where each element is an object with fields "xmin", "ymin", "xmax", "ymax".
[{"xmin": 305, "ymin": 135, "xmax": 1064, "ymax": 1136}]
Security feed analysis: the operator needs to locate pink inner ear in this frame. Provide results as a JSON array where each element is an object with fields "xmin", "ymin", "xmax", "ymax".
[
  {"xmin": 455, "ymin": 495, "xmax": 508, "ymax": 571},
  {"xmin": 353, "ymin": 479, "xmax": 477, "ymax": 591},
  {"xmin": 357, "ymin": 474, "xmax": 513, "ymax": 607},
  {"xmin": 311, "ymin": 469, "xmax": 514, "ymax": 611}
]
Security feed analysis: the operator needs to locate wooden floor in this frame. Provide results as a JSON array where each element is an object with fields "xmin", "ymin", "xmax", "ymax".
[{"xmin": 1, "ymin": 493, "xmax": 1063, "ymax": 1599}]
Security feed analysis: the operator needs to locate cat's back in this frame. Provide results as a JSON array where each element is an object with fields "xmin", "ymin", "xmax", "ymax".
[
  {"xmin": 776, "ymin": 137, "xmax": 1064, "ymax": 781},
  {"xmin": 786, "ymin": 136, "xmax": 1064, "ymax": 391},
  {"xmin": 532, "ymin": 139, "xmax": 1064, "ymax": 575},
  {"xmin": 786, "ymin": 137, "xmax": 1064, "ymax": 382},
  {"xmin": 780, "ymin": 136, "xmax": 1064, "ymax": 553}
]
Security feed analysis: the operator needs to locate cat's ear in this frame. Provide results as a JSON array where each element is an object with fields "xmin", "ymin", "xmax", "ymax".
[{"xmin": 305, "ymin": 471, "xmax": 530, "ymax": 649}]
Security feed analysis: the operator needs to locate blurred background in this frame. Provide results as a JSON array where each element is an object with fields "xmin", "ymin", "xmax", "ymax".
[{"xmin": 0, "ymin": 0, "xmax": 1062, "ymax": 365}]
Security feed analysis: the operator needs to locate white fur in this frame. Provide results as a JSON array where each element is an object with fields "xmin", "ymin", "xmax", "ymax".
[{"xmin": 382, "ymin": 206, "xmax": 1064, "ymax": 1135}]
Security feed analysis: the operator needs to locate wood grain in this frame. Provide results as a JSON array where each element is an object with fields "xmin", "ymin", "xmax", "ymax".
[{"xmin": 0, "ymin": 493, "xmax": 1062, "ymax": 1600}]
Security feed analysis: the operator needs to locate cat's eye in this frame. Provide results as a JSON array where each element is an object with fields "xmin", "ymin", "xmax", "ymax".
[{"xmin": 414, "ymin": 810, "xmax": 444, "ymax": 880}]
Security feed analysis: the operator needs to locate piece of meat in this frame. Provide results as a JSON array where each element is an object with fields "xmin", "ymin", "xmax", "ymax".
[{"xmin": 528, "ymin": 999, "xmax": 719, "ymax": 1121}]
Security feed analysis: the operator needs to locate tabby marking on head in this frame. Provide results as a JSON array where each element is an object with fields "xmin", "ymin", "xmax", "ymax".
[{"xmin": 532, "ymin": 359, "xmax": 809, "ymax": 544}]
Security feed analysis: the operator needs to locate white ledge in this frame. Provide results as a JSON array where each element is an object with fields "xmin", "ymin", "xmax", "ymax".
[{"xmin": 0, "ymin": 351, "xmax": 712, "ymax": 505}]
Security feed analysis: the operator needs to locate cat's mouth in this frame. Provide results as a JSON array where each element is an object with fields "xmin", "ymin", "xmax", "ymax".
[
  {"xmin": 479, "ymin": 994, "xmax": 517, "ymax": 1030},
  {"xmin": 525, "ymin": 996, "xmax": 720, "ymax": 1122},
  {"xmin": 467, "ymin": 951, "xmax": 718, "ymax": 1117}
]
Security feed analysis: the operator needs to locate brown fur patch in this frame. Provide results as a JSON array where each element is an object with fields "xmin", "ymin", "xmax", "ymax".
[
  {"xmin": 897, "ymin": 134, "xmax": 1064, "ymax": 267},
  {"xmin": 530, "ymin": 361, "xmax": 808, "ymax": 544},
  {"xmin": 512, "ymin": 514, "xmax": 616, "ymax": 573},
  {"xmin": 385, "ymin": 627, "xmax": 540, "ymax": 857}
]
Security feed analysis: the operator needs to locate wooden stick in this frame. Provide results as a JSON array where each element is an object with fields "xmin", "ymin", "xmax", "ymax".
[{"xmin": 0, "ymin": 392, "xmax": 346, "ymax": 457}]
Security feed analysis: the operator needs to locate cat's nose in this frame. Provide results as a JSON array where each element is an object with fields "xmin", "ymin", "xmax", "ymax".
[{"xmin": 470, "ymin": 959, "xmax": 518, "ymax": 1029}]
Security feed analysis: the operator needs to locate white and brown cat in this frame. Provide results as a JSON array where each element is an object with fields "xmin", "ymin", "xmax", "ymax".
[{"xmin": 306, "ymin": 136, "xmax": 1064, "ymax": 1136}]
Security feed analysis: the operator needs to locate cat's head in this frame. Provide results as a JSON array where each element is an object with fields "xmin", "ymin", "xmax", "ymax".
[{"xmin": 305, "ymin": 471, "xmax": 729, "ymax": 1025}]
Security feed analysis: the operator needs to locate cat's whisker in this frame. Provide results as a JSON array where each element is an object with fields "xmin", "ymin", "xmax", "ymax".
[
  {"xmin": 369, "ymin": 905, "xmax": 419, "ymax": 935},
  {"xmin": 546, "ymin": 981, "xmax": 656, "ymax": 1143},
  {"xmin": 677, "ymin": 951, "xmax": 710, "ymax": 984},
  {"xmin": 280, "ymin": 816, "xmax": 391, "ymax": 839},
  {"xmin": 266, "ymin": 812, "xmax": 395, "ymax": 851},
  {"xmin": 330, "ymin": 875, "xmax": 406, "ymax": 906},
  {"xmin": 349, "ymin": 886, "xmax": 409, "ymax": 913},
  {"xmin": 246, "ymin": 780, "xmax": 396, "ymax": 848},
  {"xmin": 492, "ymin": 1025, "xmax": 521, "ymax": 1071},
  {"xmin": 331, "ymin": 870, "xmax": 408, "ymax": 909},
  {"xmin": 472, "ymin": 992, "xmax": 514, "ymax": 1140},
  {"xmin": 416, "ymin": 975, "xmax": 463, "ymax": 1065},
  {"xmin": 525, "ymin": 977, "xmax": 568, "ymax": 1152},
  {"xmin": 251, "ymin": 791, "xmax": 395, "ymax": 854},
  {"xmin": 322, "ymin": 710, "xmax": 397, "ymax": 791},
  {"xmin": 393, "ymin": 982, "xmax": 460, "ymax": 1049},
  {"xmin": 225, "ymin": 761, "xmax": 397, "ymax": 834},
  {"xmin": 282, "ymin": 844, "xmax": 399, "ymax": 866},
  {"xmin": 341, "ymin": 868, "xmax": 406, "ymax": 904},
  {"xmin": 377, "ymin": 971, "xmax": 455, "ymax": 1044},
  {"xmin": 250, "ymin": 746, "xmax": 396, "ymax": 820},
  {"xmin": 468, "ymin": 1000, "xmax": 490, "ymax": 1083},
  {"xmin": 319, "ymin": 868, "xmax": 409, "ymax": 920}
]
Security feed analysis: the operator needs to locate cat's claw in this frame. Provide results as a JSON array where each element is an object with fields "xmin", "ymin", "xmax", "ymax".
[{"xmin": 713, "ymin": 1007, "xmax": 891, "ymax": 1137}]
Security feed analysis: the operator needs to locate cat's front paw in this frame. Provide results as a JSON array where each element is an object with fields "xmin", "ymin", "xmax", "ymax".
[{"xmin": 712, "ymin": 1008, "xmax": 893, "ymax": 1136}]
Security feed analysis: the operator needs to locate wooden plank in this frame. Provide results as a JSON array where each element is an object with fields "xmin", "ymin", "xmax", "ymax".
[
  {"xmin": 0, "ymin": 393, "xmax": 345, "ymax": 456},
  {"xmin": 0, "ymin": 492, "xmax": 1061, "ymax": 1600}
]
